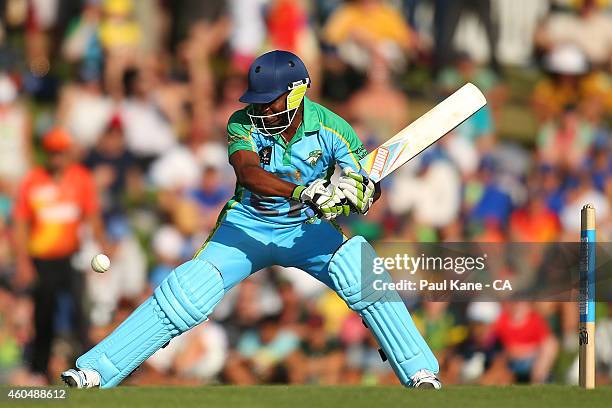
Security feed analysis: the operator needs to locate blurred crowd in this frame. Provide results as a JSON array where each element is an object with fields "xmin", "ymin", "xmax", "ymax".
[{"xmin": 0, "ymin": 0, "xmax": 611, "ymax": 388}]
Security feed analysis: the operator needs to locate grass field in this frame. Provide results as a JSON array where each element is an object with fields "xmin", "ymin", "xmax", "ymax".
[{"xmin": 3, "ymin": 385, "xmax": 612, "ymax": 408}]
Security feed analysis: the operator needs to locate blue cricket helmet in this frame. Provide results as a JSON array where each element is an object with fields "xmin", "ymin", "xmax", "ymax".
[{"xmin": 240, "ymin": 50, "xmax": 310, "ymax": 104}]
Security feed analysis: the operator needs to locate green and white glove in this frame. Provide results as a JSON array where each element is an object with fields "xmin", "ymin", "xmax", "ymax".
[
  {"xmin": 292, "ymin": 179, "xmax": 350, "ymax": 220},
  {"xmin": 337, "ymin": 167, "xmax": 375, "ymax": 214}
]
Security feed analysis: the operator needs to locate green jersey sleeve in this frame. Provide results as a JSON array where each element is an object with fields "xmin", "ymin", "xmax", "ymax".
[
  {"xmin": 227, "ymin": 109, "xmax": 257, "ymax": 156},
  {"xmin": 328, "ymin": 116, "xmax": 368, "ymax": 172}
]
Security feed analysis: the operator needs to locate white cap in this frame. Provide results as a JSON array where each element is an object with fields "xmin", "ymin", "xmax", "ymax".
[
  {"xmin": 149, "ymin": 146, "xmax": 201, "ymax": 190},
  {"xmin": 152, "ymin": 225, "xmax": 184, "ymax": 260},
  {"xmin": 466, "ymin": 301, "xmax": 501, "ymax": 324},
  {"xmin": 0, "ymin": 74, "xmax": 17, "ymax": 104},
  {"xmin": 545, "ymin": 44, "xmax": 589, "ymax": 75},
  {"xmin": 196, "ymin": 142, "xmax": 229, "ymax": 171}
]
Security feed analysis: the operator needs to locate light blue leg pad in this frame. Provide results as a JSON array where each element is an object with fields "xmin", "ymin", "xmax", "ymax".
[
  {"xmin": 76, "ymin": 259, "xmax": 224, "ymax": 388},
  {"xmin": 328, "ymin": 236, "xmax": 439, "ymax": 385}
]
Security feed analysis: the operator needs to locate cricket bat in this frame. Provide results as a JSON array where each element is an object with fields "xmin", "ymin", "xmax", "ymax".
[
  {"xmin": 304, "ymin": 83, "xmax": 486, "ymax": 219},
  {"xmin": 359, "ymin": 82, "xmax": 487, "ymax": 183}
]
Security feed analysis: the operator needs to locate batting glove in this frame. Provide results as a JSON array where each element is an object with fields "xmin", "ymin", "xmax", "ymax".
[
  {"xmin": 292, "ymin": 179, "xmax": 350, "ymax": 220},
  {"xmin": 337, "ymin": 167, "xmax": 375, "ymax": 215}
]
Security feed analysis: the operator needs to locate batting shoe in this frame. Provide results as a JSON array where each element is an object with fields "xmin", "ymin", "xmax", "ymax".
[
  {"xmin": 61, "ymin": 368, "xmax": 101, "ymax": 388},
  {"xmin": 409, "ymin": 369, "xmax": 442, "ymax": 389}
]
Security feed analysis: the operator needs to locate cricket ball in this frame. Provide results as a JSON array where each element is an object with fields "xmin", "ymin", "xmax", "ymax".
[{"xmin": 91, "ymin": 254, "xmax": 111, "ymax": 273}]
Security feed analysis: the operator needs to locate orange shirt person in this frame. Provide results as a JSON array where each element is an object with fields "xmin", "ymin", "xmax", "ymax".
[{"xmin": 12, "ymin": 127, "xmax": 108, "ymax": 382}]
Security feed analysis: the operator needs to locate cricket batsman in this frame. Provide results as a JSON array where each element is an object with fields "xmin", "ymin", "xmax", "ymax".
[{"xmin": 61, "ymin": 50, "xmax": 440, "ymax": 389}]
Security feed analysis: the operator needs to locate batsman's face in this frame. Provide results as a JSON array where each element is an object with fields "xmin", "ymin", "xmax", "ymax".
[{"xmin": 252, "ymin": 92, "xmax": 289, "ymax": 127}]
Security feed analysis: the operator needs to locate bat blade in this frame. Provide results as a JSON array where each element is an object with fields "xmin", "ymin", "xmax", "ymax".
[{"xmin": 359, "ymin": 83, "xmax": 487, "ymax": 183}]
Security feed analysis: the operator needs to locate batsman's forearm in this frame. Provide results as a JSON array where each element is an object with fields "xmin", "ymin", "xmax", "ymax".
[{"xmin": 237, "ymin": 165, "xmax": 297, "ymax": 198}]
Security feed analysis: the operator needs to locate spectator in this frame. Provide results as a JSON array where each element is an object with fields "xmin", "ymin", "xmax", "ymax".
[
  {"xmin": 226, "ymin": 314, "xmax": 299, "ymax": 384},
  {"xmin": 221, "ymin": 280, "xmax": 265, "ymax": 349},
  {"xmin": 213, "ymin": 75, "xmax": 249, "ymax": 138},
  {"xmin": 187, "ymin": 163, "xmax": 233, "ymax": 233},
  {"xmin": 141, "ymin": 54, "xmax": 192, "ymax": 141},
  {"xmin": 323, "ymin": 0, "xmax": 415, "ymax": 73},
  {"xmin": 348, "ymin": 53, "xmax": 410, "ymax": 142},
  {"xmin": 61, "ymin": 1, "xmax": 104, "ymax": 67},
  {"xmin": 415, "ymin": 302, "xmax": 460, "ymax": 354},
  {"xmin": 532, "ymin": 44, "xmax": 612, "ymax": 122},
  {"xmin": 388, "ymin": 153, "xmax": 462, "ymax": 229},
  {"xmin": 433, "ymin": 0, "xmax": 500, "ymax": 72},
  {"xmin": 275, "ymin": 280, "xmax": 308, "ymax": 331},
  {"xmin": 535, "ymin": 0, "xmax": 612, "ymax": 69},
  {"xmin": 345, "ymin": 331, "xmax": 397, "ymax": 385},
  {"xmin": 588, "ymin": 138, "xmax": 612, "ymax": 194},
  {"xmin": 533, "ymin": 164, "xmax": 565, "ymax": 215},
  {"xmin": 84, "ymin": 114, "xmax": 141, "ymax": 219},
  {"xmin": 12, "ymin": 127, "xmax": 108, "ymax": 383},
  {"xmin": 0, "ymin": 73, "xmax": 31, "ymax": 193},
  {"xmin": 537, "ymin": 104, "xmax": 596, "ymax": 171},
  {"xmin": 286, "ymin": 314, "xmax": 344, "ymax": 384},
  {"xmin": 168, "ymin": 0, "xmax": 229, "ymax": 49},
  {"xmin": 145, "ymin": 321, "xmax": 228, "ymax": 385},
  {"xmin": 447, "ymin": 302, "xmax": 512, "ymax": 385},
  {"xmin": 150, "ymin": 145, "xmax": 202, "ymax": 236},
  {"xmin": 119, "ymin": 68, "xmax": 177, "ymax": 167},
  {"xmin": 56, "ymin": 65, "xmax": 113, "ymax": 151},
  {"xmin": 467, "ymin": 158, "xmax": 514, "ymax": 228},
  {"xmin": 509, "ymin": 192, "xmax": 561, "ymax": 242},
  {"xmin": 493, "ymin": 302, "xmax": 559, "ymax": 383},
  {"xmin": 148, "ymin": 225, "xmax": 189, "ymax": 291},
  {"xmin": 227, "ymin": 0, "xmax": 268, "ymax": 73},
  {"xmin": 99, "ymin": 0, "xmax": 142, "ymax": 96}
]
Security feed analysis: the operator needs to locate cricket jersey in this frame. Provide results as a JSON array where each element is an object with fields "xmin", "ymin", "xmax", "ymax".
[
  {"xmin": 225, "ymin": 96, "xmax": 367, "ymax": 224},
  {"xmin": 13, "ymin": 165, "xmax": 99, "ymax": 258}
]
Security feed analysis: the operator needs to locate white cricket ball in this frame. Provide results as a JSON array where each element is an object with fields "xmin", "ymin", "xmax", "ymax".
[{"xmin": 91, "ymin": 254, "xmax": 111, "ymax": 273}]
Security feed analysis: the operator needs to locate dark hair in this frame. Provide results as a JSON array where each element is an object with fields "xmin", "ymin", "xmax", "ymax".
[
  {"xmin": 259, "ymin": 313, "xmax": 282, "ymax": 327},
  {"xmin": 122, "ymin": 68, "xmax": 140, "ymax": 97},
  {"xmin": 562, "ymin": 103, "xmax": 577, "ymax": 113}
]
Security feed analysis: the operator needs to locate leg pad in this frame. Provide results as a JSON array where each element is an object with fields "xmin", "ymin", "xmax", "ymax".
[
  {"xmin": 77, "ymin": 259, "xmax": 224, "ymax": 388},
  {"xmin": 328, "ymin": 236, "xmax": 439, "ymax": 385}
]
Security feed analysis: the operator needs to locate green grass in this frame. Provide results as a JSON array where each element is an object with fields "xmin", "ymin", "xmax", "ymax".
[{"xmin": 3, "ymin": 385, "xmax": 611, "ymax": 408}]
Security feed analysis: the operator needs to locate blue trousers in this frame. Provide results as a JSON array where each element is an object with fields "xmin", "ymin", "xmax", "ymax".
[{"xmin": 76, "ymin": 206, "xmax": 438, "ymax": 387}]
